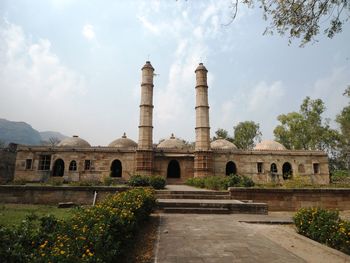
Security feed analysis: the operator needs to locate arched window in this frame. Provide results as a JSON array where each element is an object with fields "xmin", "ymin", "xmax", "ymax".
[
  {"xmin": 110, "ymin": 160, "xmax": 122, "ymax": 177},
  {"xmin": 69, "ymin": 160, "xmax": 77, "ymax": 171},
  {"xmin": 225, "ymin": 161, "xmax": 237, "ymax": 175},
  {"xmin": 282, "ymin": 162, "xmax": 293, "ymax": 180},
  {"xmin": 270, "ymin": 163, "xmax": 278, "ymax": 174},
  {"xmin": 53, "ymin": 159, "xmax": 65, "ymax": 177},
  {"xmin": 167, "ymin": 160, "xmax": 180, "ymax": 178}
]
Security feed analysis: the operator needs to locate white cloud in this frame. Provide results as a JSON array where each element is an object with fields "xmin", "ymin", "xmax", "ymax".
[
  {"xmin": 137, "ymin": 16, "xmax": 160, "ymax": 35},
  {"xmin": 137, "ymin": 0, "xmax": 235, "ymax": 140},
  {"xmin": 310, "ymin": 67, "xmax": 350, "ymax": 124},
  {"xmin": 247, "ymin": 81, "xmax": 285, "ymax": 112},
  {"xmin": 0, "ymin": 20, "xmax": 86, "ymax": 135},
  {"xmin": 212, "ymin": 80, "xmax": 286, "ymax": 140},
  {"xmin": 82, "ymin": 24, "xmax": 95, "ymax": 40}
]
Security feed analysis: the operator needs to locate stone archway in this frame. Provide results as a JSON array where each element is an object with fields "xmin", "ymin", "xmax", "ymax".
[
  {"xmin": 110, "ymin": 159, "xmax": 122, "ymax": 177},
  {"xmin": 225, "ymin": 161, "xmax": 237, "ymax": 175},
  {"xmin": 270, "ymin": 163, "xmax": 278, "ymax": 174},
  {"xmin": 282, "ymin": 162, "xmax": 293, "ymax": 180},
  {"xmin": 167, "ymin": 160, "xmax": 180, "ymax": 178},
  {"xmin": 52, "ymin": 159, "xmax": 64, "ymax": 177}
]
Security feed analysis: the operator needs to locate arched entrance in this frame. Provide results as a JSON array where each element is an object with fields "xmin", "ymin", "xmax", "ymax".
[
  {"xmin": 110, "ymin": 160, "xmax": 122, "ymax": 177},
  {"xmin": 167, "ymin": 160, "xmax": 180, "ymax": 178},
  {"xmin": 282, "ymin": 162, "xmax": 293, "ymax": 180},
  {"xmin": 52, "ymin": 159, "xmax": 64, "ymax": 177},
  {"xmin": 225, "ymin": 161, "xmax": 237, "ymax": 175},
  {"xmin": 270, "ymin": 163, "xmax": 278, "ymax": 174}
]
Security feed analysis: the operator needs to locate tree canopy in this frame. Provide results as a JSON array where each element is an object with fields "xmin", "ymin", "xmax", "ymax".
[
  {"xmin": 230, "ymin": 0, "xmax": 349, "ymax": 45},
  {"xmin": 233, "ymin": 121, "xmax": 262, "ymax": 149},
  {"xmin": 336, "ymin": 86, "xmax": 350, "ymax": 170},
  {"xmin": 213, "ymin": 128, "xmax": 233, "ymax": 142},
  {"xmin": 273, "ymin": 96, "xmax": 340, "ymax": 151}
]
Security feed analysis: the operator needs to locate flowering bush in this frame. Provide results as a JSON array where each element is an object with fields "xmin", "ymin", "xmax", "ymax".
[
  {"xmin": 294, "ymin": 207, "xmax": 350, "ymax": 255},
  {"xmin": 0, "ymin": 188, "xmax": 156, "ymax": 262}
]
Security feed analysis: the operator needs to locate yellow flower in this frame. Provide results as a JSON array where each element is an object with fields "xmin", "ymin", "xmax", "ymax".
[{"xmin": 60, "ymin": 250, "xmax": 65, "ymax": 255}]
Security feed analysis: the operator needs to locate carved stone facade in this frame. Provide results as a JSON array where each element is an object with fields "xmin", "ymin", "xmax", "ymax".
[{"xmin": 13, "ymin": 62, "xmax": 330, "ymax": 184}]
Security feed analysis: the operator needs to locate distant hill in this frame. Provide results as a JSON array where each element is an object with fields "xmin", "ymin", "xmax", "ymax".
[
  {"xmin": 0, "ymin": 118, "xmax": 68, "ymax": 146},
  {"xmin": 40, "ymin": 131, "xmax": 68, "ymax": 141}
]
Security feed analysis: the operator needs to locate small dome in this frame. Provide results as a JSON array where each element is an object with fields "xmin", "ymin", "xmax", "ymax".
[
  {"xmin": 57, "ymin": 135, "xmax": 91, "ymax": 148},
  {"xmin": 157, "ymin": 134, "xmax": 187, "ymax": 149},
  {"xmin": 142, "ymin": 61, "xmax": 154, "ymax": 70},
  {"xmin": 108, "ymin": 133, "xmax": 137, "ymax": 148},
  {"xmin": 254, "ymin": 140, "xmax": 286, "ymax": 151},
  {"xmin": 211, "ymin": 139, "xmax": 237, "ymax": 150},
  {"xmin": 195, "ymin": 62, "xmax": 208, "ymax": 73}
]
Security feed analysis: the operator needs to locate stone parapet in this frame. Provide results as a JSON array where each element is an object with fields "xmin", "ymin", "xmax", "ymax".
[
  {"xmin": 0, "ymin": 185, "xmax": 129, "ymax": 205},
  {"xmin": 229, "ymin": 187, "xmax": 350, "ymax": 211}
]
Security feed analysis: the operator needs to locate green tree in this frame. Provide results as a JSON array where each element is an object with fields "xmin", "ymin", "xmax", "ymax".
[
  {"xmin": 336, "ymin": 86, "xmax": 350, "ymax": 171},
  {"xmin": 213, "ymin": 128, "xmax": 233, "ymax": 142},
  {"xmin": 233, "ymin": 121, "xmax": 262, "ymax": 149},
  {"xmin": 274, "ymin": 96, "xmax": 340, "ymax": 151},
  {"xmin": 229, "ymin": 0, "xmax": 349, "ymax": 46}
]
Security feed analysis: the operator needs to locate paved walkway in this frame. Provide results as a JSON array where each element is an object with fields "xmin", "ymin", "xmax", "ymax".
[{"xmin": 154, "ymin": 213, "xmax": 350, "ymax": 263}]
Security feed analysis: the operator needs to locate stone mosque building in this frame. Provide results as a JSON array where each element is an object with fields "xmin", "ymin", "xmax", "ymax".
[{"xmin": 14, "ymin": 62, "xmax": 329, "ymax": 184}]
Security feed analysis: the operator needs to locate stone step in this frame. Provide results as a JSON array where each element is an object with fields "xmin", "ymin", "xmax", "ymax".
[
  {"xmin": 157, "ymin": 199, "xmax": 268, "ymax": 214},
  {"xmin": 162, "ymin": 207, "xmax": 231, "ymax": 214}
]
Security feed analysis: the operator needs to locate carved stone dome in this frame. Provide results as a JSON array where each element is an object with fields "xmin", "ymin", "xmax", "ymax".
[
  {"xmin": 211, "ymin": 139, "xmax": 237, "ymax": 150},
  {"xmin": 57, "ymin": 135, "xmax": 91, "ymax": 148},
  {"xmin": 108, "ymin": 133, "xmax": 137, "ymax": 148},
  {"xmin": 254, "ymin": 140, "xmax": 286, "ymax": 151},
  {"xmin": 157, "ymin": 134, "xmax": 188, "ymax": 149}
]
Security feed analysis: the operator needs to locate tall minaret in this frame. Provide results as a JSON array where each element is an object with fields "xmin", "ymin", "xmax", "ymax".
[
  {"xmin": 194, "ymin": 63, "xmax": 212, "ymax": 177},
  {"xmin": 136, "ymin": 61, "xmax": 154, "ymax": 175}
]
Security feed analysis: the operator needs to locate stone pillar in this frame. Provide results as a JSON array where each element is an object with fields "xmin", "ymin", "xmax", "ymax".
[
  {"xmin": 194, "ymin": 63, "xmax": 212, "ymax": 177},
  {"xmin": 136, "ymin": 61, "xmax": 154, "ymax": 175}
]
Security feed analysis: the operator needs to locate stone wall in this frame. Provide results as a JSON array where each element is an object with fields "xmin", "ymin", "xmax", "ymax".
[
  {"xmin": 229, "ymin": 188, "xmax": 350, "ymax": 211},
  {"xmin": 213, "ymin": 150, "xmax": 329, "ymax": 184},
  {"xmin": 0, "ymin": 144, "xmax": 17, "ymax": 183},
  {"xmin": 14, "ymin": 147, "xmax": 136, "ymax": 182},
  {"xmin": 0, "ymin": 185, "xmax": 128, "ymax": 205},
  {"xmin": 154, "ymin": 153, "xmax": 194, "ymax": 181}
]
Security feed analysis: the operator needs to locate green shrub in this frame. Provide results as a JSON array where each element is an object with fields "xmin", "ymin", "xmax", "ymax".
[
  {"xmin": 186, "ymin": 177, "xmax": 205, "ymax": 188},
  {"xmin": 240, "ymin": 175, "xmax": 255, "ymax": 187},
  {"xmin": 226, "ymin": 174, "xmax": 241, "ymax": 187},
  {"xmin": 0, "ymin": 188, "xmax": 156, "ymax": 262},
  {"xmin": 204, "ymin": 176, "xmax": 227, "ymax": 190},
  {"xmin": 69, "ymin": 180, "xmax": 103, "ymax": 187},
  {"xmin": 331, "ymin": 170, "xmax": 350, "ymax": 184},
  {"xmin": 294, "ymin": 207, "xmax": 350, "ymax": 255},
  {"xmin": 148, "ymin": 176, "xmax": 166, "ymax": 189},
  {"xmin": 128, "ymin": 174, "xmax": 166, "ymax": 189},
  {"xmin": 186, "ymin": 175, "xmax": 255, "ymax": 190},
  {"xmin": 128, "ymin": 174, "xmax": 149, "ymax": 187},
  {"xmin": 102, "ymin": 175, "xmax": 114, "ymax": 186}
]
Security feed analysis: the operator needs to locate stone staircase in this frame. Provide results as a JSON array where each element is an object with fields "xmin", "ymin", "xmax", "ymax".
[{"xmin": 156, "ymin": 189, "xmax": 268, "ymax": 214}]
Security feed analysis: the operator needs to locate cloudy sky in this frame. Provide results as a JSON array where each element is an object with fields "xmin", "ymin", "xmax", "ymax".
[{"xmin": 0, "ymin": 0, "xmax": 349, "ymax": 146}]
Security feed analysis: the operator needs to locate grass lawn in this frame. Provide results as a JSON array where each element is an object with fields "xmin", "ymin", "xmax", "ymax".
[{"xmin": 0, "ymin": 204, "xmax": 74, "ymax": 227}]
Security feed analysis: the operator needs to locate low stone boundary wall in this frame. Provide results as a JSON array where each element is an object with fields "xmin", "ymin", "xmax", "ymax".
[
  {"xmin": 229, "ymin": 188, "xmax": 350, "ymax": 211},
  {"xmin": 0, "ymin": 185, "xmax": 129, "ymax": 205}
]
